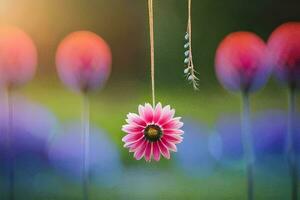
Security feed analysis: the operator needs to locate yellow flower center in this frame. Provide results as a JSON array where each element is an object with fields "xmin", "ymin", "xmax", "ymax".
[
  {"xmin": 147, "ymin": 127, "xmax": 159, "ymax": 138},
  {"xmin": 144, "ymin": 124, "xmax": 162, "ymax": 142}
]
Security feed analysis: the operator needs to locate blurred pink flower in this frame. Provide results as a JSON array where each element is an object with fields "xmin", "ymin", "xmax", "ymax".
[
  {"xmin": 56, "ymin": 31, "xmax": 112, "ymax": 92},
  {"xmin": 0, "ymin": 26, "xmax": 37, "ymax": 87},
  {"xmin": 122, "ymin": 103, "xmax": 184, "ymax": 162},
  {"xmin": 267, "ymin": 22, "xmax": 300, "ymax": 89},
  {"xmin": 215, "ymin": 32, "xmax": 270, "ymax": 93}
]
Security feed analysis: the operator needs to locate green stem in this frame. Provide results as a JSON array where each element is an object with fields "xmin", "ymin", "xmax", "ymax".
[
  {"xmin": 82, "ymin": 94, "xmax": 90, "ymax": 200},
  {"xmin": 287, "ymin": 87, "xmax": 297, "ymax": 200},
  {"xmin": 241, "ymin": 92, "xmax": 254, "ymax": 200}
]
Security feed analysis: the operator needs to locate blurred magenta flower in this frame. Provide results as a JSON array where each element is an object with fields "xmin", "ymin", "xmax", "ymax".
[
  {"xmin": 215, "ymin": 32, "xmax": 270, "ymax": 93},
  {"xmin": 0, "ymin": 26, "xmax": 37, "ymax": 87},
  {"xmin": 56, "ymin": 31, "xmax": 112, "ymax": 92},
  {"xmin": 267, "ymin": 22, "xmax": 300, "ymax": 88},
  {"xmin": 122, "ymin": 103, "xmax": 184, "ymax": 162},
  {"xmin": 48, "ymin": 123, "xmax": 122, "ymax": 184}
]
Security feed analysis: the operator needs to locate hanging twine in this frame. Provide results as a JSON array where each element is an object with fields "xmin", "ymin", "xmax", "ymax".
[
  {"xmin": 184, "ymin": 0, "xmax": 199, "ymax": 90},
  {"xmin": 148, "ymin": 0, "xmax": 155, "ymax": 107}
]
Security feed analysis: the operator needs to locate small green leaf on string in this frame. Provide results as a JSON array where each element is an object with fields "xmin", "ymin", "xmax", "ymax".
[{"xmin": 183, "ymin": 0, "xmax": 199, "ymax": 90}]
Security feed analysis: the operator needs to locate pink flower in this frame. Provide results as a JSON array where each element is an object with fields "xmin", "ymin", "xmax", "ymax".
[
  {"xmin": 215, "ymin": 32, "xmax": 270, "ymax": 93},
  {"xmin": 267, "ymin": 22, "xmax": 300, "ymax": 89},
  {"xmin": 122, "ymin": 103, "xmax": 184, "ymax": 162},
  {"xmin": 0, "ymin": 26, "xmax": 37, "ymax": 87},
  {"xmin": 56, "ymin": 31, "xmax": 111, "ymax": 92}
]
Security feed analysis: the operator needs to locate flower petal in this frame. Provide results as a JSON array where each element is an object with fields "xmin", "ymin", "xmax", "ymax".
[
  {"xmin": 161, "ymin": 137, "xmax": 177, "ymax": 152},
  {"xmin": 158, "ymin": 106, "xmax": 175, "ymax": 125},
  {"xmin": 162, "ymin": 117, "xmax": 183, "ymax": 129},
  {"xmin": 134, "ymin": 141, "xmax": 148, "ymax": 160},
  {"xmin": 153, "ymin": 103, "xmax": 162, "ymax": 123},
  {"xmin": 163, "ymin": 134, "xmax": 183, "ymax": 144},
  {"xmin": 126, "ymin": 113, "xmax": 147, "ymax": 127},
  {"xmin": 127, "ymin": 138, "xmax": 145, "ymax": 151},
  {"xmin": 152, "ymin": 142, "xmax": 160, "ymax": 161},
  {"xmin": 122, "ymin": 124, "xmax": 144, "ymax": 134},
  {"xmin": 138, "ymin": 104, "xmax": 145, "ymax": 119},
  {"xmin": 144, "ymin": 103, "xmax": 154, "ymax": 123},
  {"xmin": 122, "ymin": 133, "xmax": 144, "ymax": 143},
  {"xmin": 158, "ymin": 141, "xmax": 170, "ymax": 159},
  {"xmin": 144, "ymin": 142, "xmax": 153, "ymax": 162},
  {"xmin": 164, "ymin": 129, "xmax": 184, "ymax": 135}
]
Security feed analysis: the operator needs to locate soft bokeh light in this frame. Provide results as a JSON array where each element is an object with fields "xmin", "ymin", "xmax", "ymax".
[
  {"xmin": 176, "ymin": 119, "xmax": 216, "ymax": 177},
  {"xmin": 215, "ymin": 32, "xmax": 271, "ymax": 93},
  {"xmin": 48, "ymin": 123, "xmax": 122, "ymax": 185},
  {"xmin": 56, "ymin": 31, "xmax": 112, "ymax": 92},
  {"xmin": 267, "ymin": 22, "xmax": 300, "ymax": 89},
  {"xmin": 252, "ymin": 110, "xmax": 287, "ymax": 158},
  {"xmin": 0, "ymin": 95, "xmax": 57, "ymax": 195},
  {"xmin": 0, "ymin": 26, "xmax": 37, "ymax": 87},
  {"xmin": 0, "ymin": 95, "xmax": 57, "ymax": 164},
  {"xmin": 212, "ymin": 114, "xmax": 244, "ymax": 168}
]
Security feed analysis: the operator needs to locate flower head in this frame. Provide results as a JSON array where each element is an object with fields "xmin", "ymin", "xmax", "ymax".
[
  {"xmin": 122, "ymin": 103, "xmax": 184, "ymax": 162},
  {"xmin": 0, "ymin": 26, "xmax": 37, "ymax": 88},
  {"xmin": 215, "ymin": 32, "xmax": 270, "ymax": 93},
  {"xmin": 56, "ymin": 31, "xmax": 111, "ymax": 92},
  {"xmin": 267, "ymin": 22, "xmax": 300, "ymax": 89}
]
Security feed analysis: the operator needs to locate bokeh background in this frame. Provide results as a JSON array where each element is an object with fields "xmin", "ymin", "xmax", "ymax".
[{"xmin": 1, "ymin": 0, "xmax": 300, "ymax": 199}]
